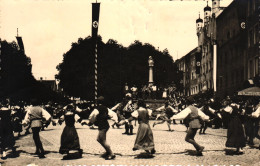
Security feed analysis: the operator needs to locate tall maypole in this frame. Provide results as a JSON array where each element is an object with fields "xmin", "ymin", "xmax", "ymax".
[{"xmin": 91, "ymin": 1, "xmax": 100, "ymax": 101}]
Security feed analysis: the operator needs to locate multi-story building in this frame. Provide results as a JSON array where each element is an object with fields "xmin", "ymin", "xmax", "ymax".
[
  {"xmin": 176, "ymin": 0, "xmax": 259, "ymax": 98},
  {"xmin": 176, "ymin": 0, "xmax": 223, "ymax": 97},
  {"xmin": 216, "ymin": 0, "xmax": 247, "ymax": 98},
  {"xmin": 246, "ymin": 0, "xmax": 259, "ymax": 82},
  {"xmin": 176, "ymin": 47, "xmax": 198, "ymax": 96}
]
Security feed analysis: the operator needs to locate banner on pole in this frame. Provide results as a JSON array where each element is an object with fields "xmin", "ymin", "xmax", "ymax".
[
  {"xmin": 195, "ymin": 51, "xmax": 202, "ymax": 74},
  {"xmin": 16, "ymin": 37, "xmax": 25, "ymax": 54},
  {"xmin": 92, "ymin": 3, "xmax": 100, "ymax": 39}
]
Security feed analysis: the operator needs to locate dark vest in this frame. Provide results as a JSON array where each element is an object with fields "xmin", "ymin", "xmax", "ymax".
[
  {"xmin": 29, "ymin": 106, "xmax": 43, "ymax": 128},
  {"xmin": 187, "ymin": 105, "xmax": 201, "ymax": 129},
  {"xmin": 96, "ymin": 105, "xmax": 110, "ymax": 130}
]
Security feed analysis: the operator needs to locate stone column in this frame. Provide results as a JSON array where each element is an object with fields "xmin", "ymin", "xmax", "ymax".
[{"xmin": 148, "ymin": 56, "xmax": 154, "ymax": 86}]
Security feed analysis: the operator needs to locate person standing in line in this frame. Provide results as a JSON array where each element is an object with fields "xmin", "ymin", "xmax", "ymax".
[
  {"xmin": 132, "ymin": 100, "xmax": 156, "ymax": 155},
  {"xmin": 88, "ymin": 96, "xmax": 116, "ymax": 160},
  {"xmin": 22, "ymin": 99, "xmax": 51, "ymax": 158},
  {"xmin": 171, "ymin": 99, "xmax": 209, "ymax": 156}
]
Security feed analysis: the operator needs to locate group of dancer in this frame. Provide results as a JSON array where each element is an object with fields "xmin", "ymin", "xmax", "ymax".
[{"xmin": 1, "ymin": 93, "xmax": 260, "ymax": 160}]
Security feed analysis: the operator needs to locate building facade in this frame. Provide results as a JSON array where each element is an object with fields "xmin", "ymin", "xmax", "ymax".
[
  {"xmin": 246, "ymin": 0, "xmax": 259, "ymax": 82},
  {"xmin": 176, "ymin": 0, "xmax": 223, "ymax": 97},
  {"xmin": 176, "ymin": 0, "xmax": 258, "ymax": 98},
  {"xmin": 216, "ymin": 0, "xmax": 247, "ymax": 98}
]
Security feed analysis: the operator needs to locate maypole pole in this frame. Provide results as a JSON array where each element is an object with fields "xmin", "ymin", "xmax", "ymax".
[{"xmin": 91, "ymin": 1, "xmax": 100, "ymax": 102}]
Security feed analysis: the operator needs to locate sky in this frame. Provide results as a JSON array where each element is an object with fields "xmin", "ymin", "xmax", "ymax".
[{"xmin": 1, "ymin": 0, "xmax": 233, "ymax": 80}]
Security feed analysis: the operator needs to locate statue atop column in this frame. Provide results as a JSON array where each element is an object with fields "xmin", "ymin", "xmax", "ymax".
[{"xmin": 148, "ymin": 56, "xmax": 154, "ymax": 86}]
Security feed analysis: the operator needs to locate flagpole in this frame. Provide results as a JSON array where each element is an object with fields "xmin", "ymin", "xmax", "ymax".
[
  {"xmin": 94, "ymin": 41, "xmax": 98, "ymax": 102},
  {"xmin": 92, "ymin": 2, "xmax": 100, "ymax": 103}
]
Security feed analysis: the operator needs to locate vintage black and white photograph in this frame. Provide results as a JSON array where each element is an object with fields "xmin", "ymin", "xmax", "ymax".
[{"xmin": 0, "ymin": 0, "xmax": 259, "ymax": 165}]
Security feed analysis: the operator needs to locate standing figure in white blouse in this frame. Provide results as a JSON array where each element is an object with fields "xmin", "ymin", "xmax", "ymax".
[
  {"xmin": 132, "ymin": 99, "xmax": 155, "ymax": 155},
  {"xmin": 171, "ymin": 99, "xmax": 209, "ymax": 156}
]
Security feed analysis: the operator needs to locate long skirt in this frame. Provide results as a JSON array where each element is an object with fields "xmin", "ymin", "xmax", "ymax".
[
  {"xmin": 59, "ymin": 126, "xmax": 80, "ymax": 154},
  {"xmin": 225, "ymin": 116, "xmax": 246, "ymax": 148},
  {"xmin": 0, "ymin": 121, "xmax": 15, "ymax": 149},
  {"xmin": 133, "ymin": 123, "xmax": 154, "ymax": 150}
]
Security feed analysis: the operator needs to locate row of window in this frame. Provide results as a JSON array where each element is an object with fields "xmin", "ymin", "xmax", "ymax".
[
  {"xmin": 218, "ymin": 69, "xmax": 244, "ymax": 89},
  {"xmin": 247, "ymin": 0, "xmax": 257, "ymax": 16},
  {"xmin": 189, "ymin": 80, "xmax": 212, "ymax": 96},
  {"xmin": 248, "ymin": 24, "xmax": 259, "ymax": 48},
  {"xmin": 249, "ymin": 57, "xmax": 259, "ymax": 79}
]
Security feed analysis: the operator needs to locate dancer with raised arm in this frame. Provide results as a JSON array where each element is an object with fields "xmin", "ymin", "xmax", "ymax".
[
  {"xmin": 171, "ymin": 98, "xmax": 209, "ymax": 156},
  {"xmin": 58, "ymin": 104, "xmax": 83, "ymax": 159},
  {"xmin": 153, "ymin": 102, "xmax": 178, "ymax": 132},
  {"xmin": 88, "ymin": 96, "xmax": 116, "ymax": 160},
  {"xmin": 22, "ymin": 99, "xmax": 51, "ymax": 158},
  {"xmin": 132, "ymin": 99, "xmax": 156, "ymax": 155}
]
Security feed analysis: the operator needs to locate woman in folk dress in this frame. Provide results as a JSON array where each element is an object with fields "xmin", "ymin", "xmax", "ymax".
[
  {"xmin": 132, "ymin": 99, "xmax": 155, "ymax": 154},
  {"xmin": 0, "ymin": 102, "xmax": 16, "ymax": 159},
  {"xmin": 58, "ymin": 104, "xmax": 83, "ymax": 158}
]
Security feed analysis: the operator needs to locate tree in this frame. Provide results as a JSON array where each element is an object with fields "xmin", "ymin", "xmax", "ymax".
[
  {"xmin": 0, "ymin": 40, "xmax": 64, "ymax": 103},
  {"xmin": 56, "ymin": 36, "xmax": 179, "ymax": 105}
]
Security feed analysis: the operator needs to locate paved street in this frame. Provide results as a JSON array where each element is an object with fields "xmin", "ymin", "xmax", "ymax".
[{"xmin": 1, "ymin": 120, "xmax": 260, "ymax": 166}]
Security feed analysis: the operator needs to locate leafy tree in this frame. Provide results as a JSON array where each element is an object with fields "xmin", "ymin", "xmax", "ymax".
[
  {"xmin": 56, "ymin": 36, "xmax": 179, "ymax": 105},
  {"xmin": 0, "ymin": 40, "xmax": 63, "ymax": 103}
]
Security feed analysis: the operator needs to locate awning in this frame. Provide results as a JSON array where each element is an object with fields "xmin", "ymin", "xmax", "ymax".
[{"xmin": 238, "ymin": 86, "xmax": 260, "ymax": 96}]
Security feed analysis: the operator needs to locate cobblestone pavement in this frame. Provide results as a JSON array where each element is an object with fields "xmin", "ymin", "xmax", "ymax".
[{"xmin": 1, "ymin": 120, "xmax": 260, "ymax": 166}]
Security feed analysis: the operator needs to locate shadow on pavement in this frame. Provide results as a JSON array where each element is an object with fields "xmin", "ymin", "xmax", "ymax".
[
  {"xmin": 224, "ymin": 148, "xmax": 244, "ymax": 156},
  {"xmin": 134, "ymin": 152, "xmax": 155, "ymax": 159},
  {"xmin": 5, "ymin": 149, "xmax": 25, "ymax": 159},
  {"xmin": 184, "ymin": 149, "xmax": 203, "ymax": 156},
  {"xmin": 61, "ymin": 152, "xmax": 82, "ymax": 160},
  {"xmin": 203, "ymin": 133, "xmax": 227, "ymax": 138}
]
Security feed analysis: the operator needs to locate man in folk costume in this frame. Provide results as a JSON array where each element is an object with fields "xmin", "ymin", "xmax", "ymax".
[
  {"xmin": 88, "ymin": 96, "xmax": 117, "ymax": 160},
  {"xmin": 22, "ymin": 99, "xmax": 51, "ymax": 158},
  {"xmin": 122, "ymin": 93, "xmax": 135, "ymax": 135},
  {"xmin": 153, "ymin": 101, "xmax": 178, "ymax": 132},
  {"xmin": 171, "ymin": 98, "xmax": 209, "ymax": 156}
]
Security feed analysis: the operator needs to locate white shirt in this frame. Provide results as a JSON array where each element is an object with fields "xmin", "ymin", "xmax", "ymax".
[
  {"xmin": 252, "ymin": 107, "xmax": 260, "ymax": 118},
  {"xmin": 22, "ymin": 107, "xmax": 51, "ymax": 125},
  {"xmin": 171, "ymin": 106, "xmax": 209, "ymax": 121},
  {"xmin": 131, "ymin": 107, "xmax": 153, "ymax": 118},
  {"xmin": 89, "ymin": 108, "xmax": 118, "ymax": 123},
  {"xmin": 156, "ymin": 105, "xmax": 178, "ymax": 113}
]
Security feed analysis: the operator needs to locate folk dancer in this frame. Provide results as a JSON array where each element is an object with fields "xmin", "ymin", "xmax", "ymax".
[
  {"xmin": 88, "ymin": 96, "xmax": 116, "ymax": 160},
  {"xmin": 22, "ymin": 99, "xmax": 51, "ymax": 158},
  {"xmin": 170, "ymin": 99, "xmax": 209, "ymax": 156},
  {"xmin": 58, "ymin": 104, "xmax": 83, "ymax": 159},
  {"xmin": 132, "ymin": 100, "xmax": 156, "ymax": 155},
  {"xmin": 153, "ymin": 102, "xmax": 178, "ymax": 132},
  {"xmin": 225, "ymin": 103, "xmax": 246, "ymax": 155},
  {"xmin": 0, "ymin": 101, "xmax": 16, "ymax": 159}
]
